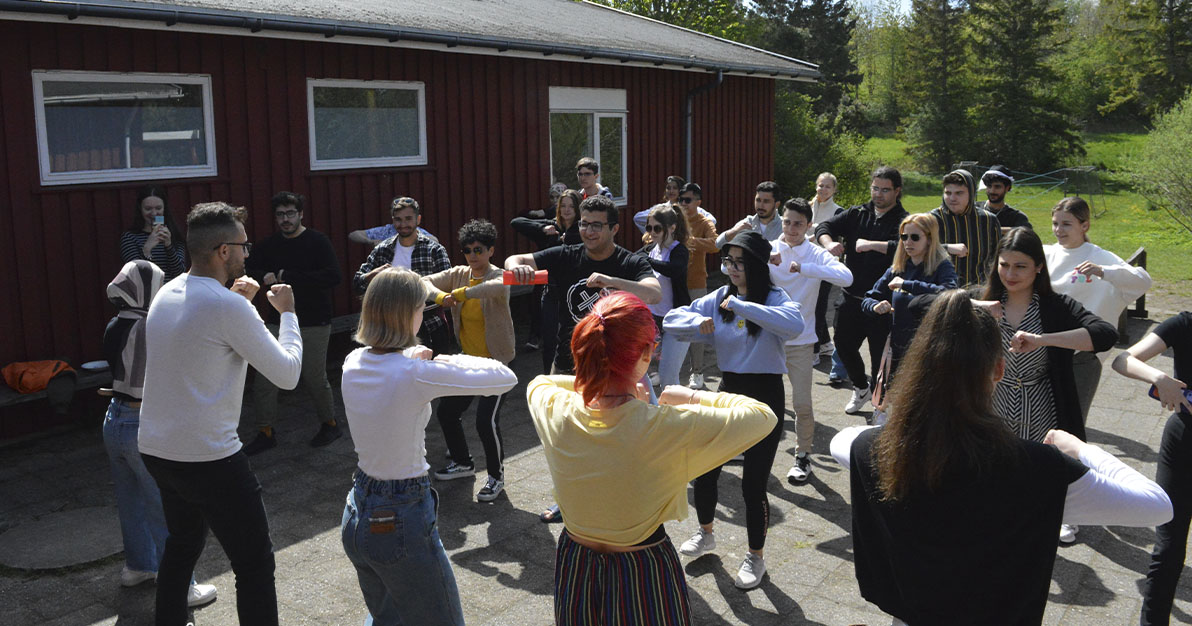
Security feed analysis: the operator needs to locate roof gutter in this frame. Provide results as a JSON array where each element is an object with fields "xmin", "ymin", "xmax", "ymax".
[
  {"xmin": 684, "ymin": 70, "xmax": 723, "ymax": 182},
  {"xmin": 3, "ymin": 0, "xmax": 821, "ymax": 80}
]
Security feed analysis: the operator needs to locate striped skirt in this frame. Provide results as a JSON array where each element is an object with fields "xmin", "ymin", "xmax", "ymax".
[{"xmin": 554, "ymin": 530, "xmax": 691, "ymax": 625}]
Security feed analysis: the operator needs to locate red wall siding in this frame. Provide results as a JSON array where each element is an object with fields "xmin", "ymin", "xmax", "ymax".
[{"xmin": 0, "ymin": 19, "xmax": 775, "ymax": 366}]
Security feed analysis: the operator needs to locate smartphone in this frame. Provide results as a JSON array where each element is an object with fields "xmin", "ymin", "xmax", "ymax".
[
  {"xmin": 153, "ymin": 215, "xmax": 165, "ymax": 226},
  {"xmin": 1148, "ymin": 384, "xmax": 1192, "ymax": 414}
]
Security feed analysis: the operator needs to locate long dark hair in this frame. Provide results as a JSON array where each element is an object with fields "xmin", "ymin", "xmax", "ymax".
[
  {"xmin": 127, "ymin": 185, "xmax": 182, "ymax": 243},
  {"xmin": 875, "ymin": 290, "xmax": 1019, "ymax": 501},
  {"xmin": 718, "ymin": 245, "xmax": 772, "ymax": 337},
  {"xmin": 981, "ymin": 227, "xmax": 1054, "ymax": 301},
  {"xmin": 554, "ymin": 189, "xmax": 582, "ymax": 231},
  {"xmin": 648, "ymin": 204, "xmax": 689, "ymax": 249}
]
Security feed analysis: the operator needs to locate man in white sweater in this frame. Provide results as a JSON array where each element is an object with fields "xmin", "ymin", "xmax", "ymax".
[
  {"xmin": 769, "ymin": 198, "xmax": 853, "ymax": 483},
  {"xmin": 139, "ymin": 202, "xmax": 303, "ymax": 626}
]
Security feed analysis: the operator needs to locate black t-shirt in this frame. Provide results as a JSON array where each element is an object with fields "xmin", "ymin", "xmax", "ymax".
[
  {"xmin": 849, "ymin": 426, "xmax": 1087, "ymax": 625},
  {"xmin": 245, "ymin": 229, "xmax": 341, "ymax": 326},
  {"xmin": 1155, "ymin": 311, "xmax": 1192, "ymax": 385},
  {"xmin": 532, "ymin": 243, "xmax": 654, "ymax": 372},
  {"xmin": 979, "ymin": 201, "xmax": 1033, "ymax": 230}
]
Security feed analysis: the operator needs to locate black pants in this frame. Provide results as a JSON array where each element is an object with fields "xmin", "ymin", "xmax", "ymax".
[
  {"xmin": 541, "ymin": 288, "xmax": 561, "ymax": 375},
  {"xmin": 143, "ymin": 452, "xmax": 278, "ymax": 626},
  {"xmin": 833, "ymin": 296, "xmax": 890, "ymax": 390},
  {"xmin": 436, "ymin": 392, "xmax": 508, "ymax": 480},
  {"xmin": 814, "ymin": 280, "xmax": 833, "ymax": 347},
  {"xmin": 419, "ymin": 311, "xmax": 457, "ymax": 357},
  {"xmin": 1141, "ymin": 411, "xmax": 1192, "ymax": 625},
  {"xmin": 693, "ymin": 372, "xmax": 785, "ymax": 551},
  {"xmin": 528, "ymin": 284, "xmax": 543, "ymax": 339}
]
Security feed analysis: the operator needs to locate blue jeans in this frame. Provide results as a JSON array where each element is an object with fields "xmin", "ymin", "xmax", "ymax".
[
  {"xmin": 830, "ymin": 350, "xmax": 847, "ymax": 380},
  {"xmin": 103, "ymin": 398, "xmax": 167, "ymax": 573},
  {"xmin": 341, "ymin": 472, "xmax": 464, "ymax": 626}
]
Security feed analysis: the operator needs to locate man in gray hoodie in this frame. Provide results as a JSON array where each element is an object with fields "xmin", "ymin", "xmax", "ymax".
[{"xmin": 929, "ymin": 169, "xmax": 1001, "ymax": 287}]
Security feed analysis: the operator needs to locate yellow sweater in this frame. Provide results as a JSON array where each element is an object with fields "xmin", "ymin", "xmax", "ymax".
[{"xmin": 527, "ymin": 375, "xmax": 777, "ymax": 546}]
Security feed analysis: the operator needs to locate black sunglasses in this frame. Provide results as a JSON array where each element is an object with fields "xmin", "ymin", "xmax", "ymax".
[
  {"xmin": 899, "ymin": 233, "xmax": 922, "ymax": 242},
  {"xmin": 677, "ymin": 197, "xmax": 696, "ymax": 204},
  {"xmin": 460, "ymin": 245, "xmax": 487, "ymax": 255},
  {"xmin": 646, "ymin": 224, "xmax": 666, "ymax": 234}
]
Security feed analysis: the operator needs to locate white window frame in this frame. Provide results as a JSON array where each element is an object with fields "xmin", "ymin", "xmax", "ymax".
[
  {"xmin": 307, "ymin": 78, "xmax": 428, "ymax": 171},
  {"xmin": 548, "ymin": 87, "xmax": 629, "ymax": 205},
  {"xmin": 32, "ymin": 70, "xmax": 217, "ymax": 186}
]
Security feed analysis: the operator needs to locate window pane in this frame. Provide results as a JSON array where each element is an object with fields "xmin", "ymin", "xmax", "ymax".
[
  {"xmin": 550, "ymin": 112, "xmax": 593, "ymax": 188},
  {"xmin": 313, "ymin": 86, "xmax": 421, "ymax": 161},
  {"xmin": 41, "ymin": 80, "xmax": 208, "ymax": 173},
  {"xmin": 598, "ymin": 116, "xmax": 624, "ymax": 198}
]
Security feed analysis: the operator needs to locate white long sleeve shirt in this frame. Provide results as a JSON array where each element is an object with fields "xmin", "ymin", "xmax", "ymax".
[
  {"xmin": 1045, "ymin": 242, "xmax": 1151, "ymax": 328},
  {"xmin": 341, "ymin": 349, "xmax": 517, "ymax": 480},
  {"xmin": 831, "ymin": 425, "xmax": 1172, "ymax": 527},
  {"xmin": 139, "ymin": 274, "xmax": 303, "ymax": 462},
  {"xmin": 769, "ymin": 238, "xmax": 853, "ymax": 346}
]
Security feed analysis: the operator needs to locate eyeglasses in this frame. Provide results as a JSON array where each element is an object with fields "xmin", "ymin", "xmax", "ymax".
[
  {"xmin": 275, "ymin": 210, "xmax": 299, "ymax": 219},
  {"xmin": 899, "ymin": 233, "xmax": 922, "ymax": 242},
  {"xmin": 578, "ymin": 221, "xmax": 608, "ymax": 231},
  {"xmin": 646, "ymin": 224, "xmax": 666, "ymax": 234},
  {"xmin": 576, "ymin": 171, "xmax": 596, "ymax": 177},
  {"xmin": 721, "ymin": 255, "xmax": 746, "ymax": 270},
  {"xmin": 214, "ymin": 242, "xmax": 252, "ymax": 253},
  {"xmin": 677, "ymin": 197, "xmax": 696, "ymax": 204},
  {"xmin": 871, "ymin": 186, "xmax": 895, "ymax": 194},
  {"xmin": 460, "ymin": 245, "xmax": 487, "ymax": 255}
]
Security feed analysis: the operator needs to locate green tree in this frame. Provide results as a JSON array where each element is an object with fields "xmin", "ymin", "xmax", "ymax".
[
  {"xmin": 851, "ymin": 0, "xmax": 911, "ymax": 131},
  {"xmin": 1050, "ymin": 0, "xmax": 1120, "ymax": 127},
  {"xmin": 1101, "ymin": 0, "xmax": 1192, "ymax": 119},
  {"xmin": 1124, "ymin": 89, "xmax": 1192, "ymax": 235},
  {"xmin": 904, "ymin": 0, "xmax": 972, "ymax": 173},
  {"xmin": 966, "ymin": 0, "xmax": 1084, "ymax": 171},
  {"xmin": 773, "ymin": 90, "xmax": 870, "ymax": 204},
  {"xmin": 593, "ymin": 0, "xmax": 749, "ymax": 39}
]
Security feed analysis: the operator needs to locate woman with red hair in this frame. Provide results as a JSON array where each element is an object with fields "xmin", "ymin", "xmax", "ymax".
[{"xmin": 528, "ymin": 291, "xmax": 776, "ymax": 625}]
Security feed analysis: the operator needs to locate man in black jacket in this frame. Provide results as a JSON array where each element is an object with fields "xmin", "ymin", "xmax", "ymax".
[{"xmin": 815, "ymin": 167, "xmax": 908, "ymax": 416}]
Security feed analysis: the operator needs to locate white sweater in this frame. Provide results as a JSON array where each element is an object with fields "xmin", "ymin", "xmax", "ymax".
[
  {"xmin": 769, "ymin": 238, "xmax": 853, "ymax": 346},
  {"xmin": 139, "ymin": 274, "xmax": 303, "ymax": 462},
  {"xmin": 1045, "ymin": 242, "xmax": 1151, "ymax": 328},
  {"xmin": 341, "ymin": 349, "xmax": 517, "ymax": 480}
]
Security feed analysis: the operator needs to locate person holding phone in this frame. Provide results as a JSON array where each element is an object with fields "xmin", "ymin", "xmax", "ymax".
[
  {"xmin": 1112, "ymin": 312, "xmax": 1192, "ymax": 625},
  {"xmin": 119, "ymin": 185, "xmax": 186, "ymax": 281}
]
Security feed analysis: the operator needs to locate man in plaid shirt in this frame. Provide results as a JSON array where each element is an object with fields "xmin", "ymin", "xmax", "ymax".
[{"xmin": 353, "ymin": 196, "xmax": 454, "ymax": 353}]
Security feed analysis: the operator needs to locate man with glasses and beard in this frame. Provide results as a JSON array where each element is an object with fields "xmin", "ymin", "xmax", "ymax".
[{"xmin": 242, "ymin": 191, "xmax": 342, "ymax": 455}]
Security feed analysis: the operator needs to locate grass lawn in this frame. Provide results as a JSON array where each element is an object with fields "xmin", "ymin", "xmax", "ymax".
[{"xmin": 860, "ymin": 132, "xmax": 1192, "ymax": 292}]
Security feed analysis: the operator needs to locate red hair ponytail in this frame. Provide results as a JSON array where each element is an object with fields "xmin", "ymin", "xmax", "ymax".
[{"xmin": 571, "ymin": 292, "xmax": 656, "ymax": 405}]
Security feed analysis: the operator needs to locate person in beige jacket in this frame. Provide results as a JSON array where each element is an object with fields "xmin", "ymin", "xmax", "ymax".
[{"xmin": 422, "ymin": 219, "xmax": 516, "ymax": 502}]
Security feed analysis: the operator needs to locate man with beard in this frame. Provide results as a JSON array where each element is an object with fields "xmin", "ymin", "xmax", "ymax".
[
  {"xmin": 139, "ymin": 202, "xmax": 303, "ymax": 626},
  {"xmin": 353, "ymin": 196, "xmax": 453, "ymax": 353},
  {"xmin": 930, "ymin": 169, "xmax": 1002, "ymax": 287},
  {"xmin": 242, "ymin": 191, "xmax": 342, "ymax": 455},
  {"xmin": 716, "ymin": 181, "xmax": 783, "ymax": 248},
  {"xmin": 977, "ymin": 165, "xmax": 1032, "ymax": 234}
]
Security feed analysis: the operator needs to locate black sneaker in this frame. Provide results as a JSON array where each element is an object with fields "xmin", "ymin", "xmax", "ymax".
[
  {"xmin": 477, "ymin": 476, "xmax": 505, "ymax": 502},
  {"xmin": 309, "ymin": 422, "xmax": 342, "ymax": 447},
  {"xmin": 523, "ymin": 336, "xmax": 540, "ymax": 351},
  {"xmin": 433, "ymin": 461, "xmax": 476, "ymax": 481},
  {"xmin": 243, "ymin": 431, "xmax": 277, "ymax": 456}
]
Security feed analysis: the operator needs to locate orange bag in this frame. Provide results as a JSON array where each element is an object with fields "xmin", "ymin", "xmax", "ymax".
[{"xmin": 2, "ymin": 360, "xmax": 75, "ymax": 394}]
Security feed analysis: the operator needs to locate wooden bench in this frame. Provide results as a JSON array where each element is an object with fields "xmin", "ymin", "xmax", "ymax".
[{"xmin": 1117, "ymin": 246, "xmax": 1149, "ymax": 345}]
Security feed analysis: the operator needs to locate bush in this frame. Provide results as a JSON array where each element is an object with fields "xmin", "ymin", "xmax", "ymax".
[
  {"xmin": 773, "ymin": 89, "xmax": 871, "ymax": 207},
  {"xmin": 1124, "ymin": 91, "xmax": 1192, "ymax": 236}
]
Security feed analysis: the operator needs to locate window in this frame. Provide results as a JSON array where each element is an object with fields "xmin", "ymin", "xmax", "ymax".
[
  {"xmin": 307, "ymin": 79, "xmax": 427, "ymax": 170},
  {"xmin": 549, "ymin": 87, "xmax": 627, "ymax": 204},
  {"xmin": 32, "ymin": 71, "xmax": 217, "ymax": 186}
]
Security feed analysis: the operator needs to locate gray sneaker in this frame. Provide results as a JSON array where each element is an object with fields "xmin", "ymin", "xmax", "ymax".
[
  {"xmin": 679, "ymin": 528, "xmax": 716, "ymax": 557},
  {"xmin": 734, "ymin": 553, "xmax": 766, "ymax": 589}
]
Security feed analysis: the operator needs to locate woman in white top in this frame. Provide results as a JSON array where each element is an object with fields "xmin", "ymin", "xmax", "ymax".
[
  {"xmin": 340, "ymin": 268, "xmax": 517, "ymax": 626},
  {"xmin": 641, "ymin": 204, "xmax": 691, "ymax": 386},
  {"xmin": 1045, "ymin": 196, "xmax": 1152, "ymax": 420}
]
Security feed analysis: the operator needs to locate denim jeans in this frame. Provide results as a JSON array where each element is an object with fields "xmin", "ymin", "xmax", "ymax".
[
  {"xmin": 143, "ymin": 451, "xmax": 277, "ymax": 626},
  {"xmin": 103, "ymin": 398, "xmax": 167, "ymax": 573},
  {"xmin": 341, "ymin": 472, "xmax": 464, "ymax": 626},
  {"xmin": 829, "ymin": 351, "xmax": 847, "ymax": 381}
]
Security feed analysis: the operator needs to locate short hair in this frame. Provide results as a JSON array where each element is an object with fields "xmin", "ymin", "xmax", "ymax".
[
  {"xmin": 270, "ymin": 191, "xmax": 304, "ymax": 212},
  {"xmin": 576, "ymin": 157, "xmax": 599, "ymax": 174},
  {"xmin": 755, "ymin": 181, "xmax": 780, "ymax": 198},
  {"xmin": 816, "ymin": 172, "xmax": 838, "ymax": 187},
  {"xmin": 390, "ymin": 196, "xmax": 421, "ymax": 217},
  {"xmin": 872, "ymin": 166, "xmax": 903, "ymax": 190},
  {"xmin": 681, "ymin": 182, "xmax": 703, "ymax": 199},
  {"xmin": 354, "ymin": 268, "xmax": 427, "ymax": 350},
  {"xmin": 783, "ymin": 197, "xmax": 813, "ymax": 222},
  {"xmin": 458, "ymin": 218, "xmax": 497, "ymax": 248},
  {"xmin": 186, "ymin": 202, "xmax": 245, "ymax": 259},
  {"xmin": 579, "ymin": 195, "xmax": 618, "ymax": 226},
  {"xmin": 572, "ymin": 292, "xmax": 656, "ymax": 406},
  {"xmin": 942, "ymin": 171, "xmax": 968, "ymax": 188}
]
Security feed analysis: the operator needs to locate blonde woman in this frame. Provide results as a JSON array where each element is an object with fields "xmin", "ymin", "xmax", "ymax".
[
  {"xmin": 862, "ymin": 213, "xmax": 957, "ymax": 374},
  {"xmin": 340, "ymin": 268, "xmax": 517, "ymax": 625}
]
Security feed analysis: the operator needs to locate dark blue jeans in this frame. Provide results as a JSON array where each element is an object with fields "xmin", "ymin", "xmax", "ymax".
[
  {"xmin": 1141, "ymin": 411, "xmax": 1192, "ymax": 625},
  {"xmin": 143, "ymin": 451, "xmax": 277, "ymax": 626}
]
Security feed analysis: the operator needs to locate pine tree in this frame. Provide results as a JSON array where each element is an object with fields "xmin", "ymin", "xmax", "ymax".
[
  {"xmin": 966, "ymin": 0, "xmax": 1084, "ymax": 171},
  {"xmin": 1101, "ymin": 0, "xmax": 1192, "ymax": 119},
  {"xmin": 904, "ymin": 0, "xmax": 972, "ymax": 173}
]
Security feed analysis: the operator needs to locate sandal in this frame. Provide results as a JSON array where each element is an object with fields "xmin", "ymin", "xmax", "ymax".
[{"xmin": 539, "ymin": 504, "xmax": 564, "ymax": 524}]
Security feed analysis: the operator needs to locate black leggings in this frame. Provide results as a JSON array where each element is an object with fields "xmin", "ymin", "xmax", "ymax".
[
  {"xmin": 814, "ymin": 280, "xmax": 833, "ymax": 347},
  {"xmin": 437, "ymin": 393, "xmax": 508, "ymax": 480},
  {"xmin": 693, "ymin": 372, "xmax": 785, "ymax": 551},
  {"xmin": 833, "ymin": 296, "xmax": 889, "ymax": 389},
  {"xmin": 1141, "ymin": 411, "xmax": 1192, "ymax": 625}
]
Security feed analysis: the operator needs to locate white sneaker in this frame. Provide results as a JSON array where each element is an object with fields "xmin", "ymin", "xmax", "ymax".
[
  {"xmin": 844, "ymin": 385, "xmax": 871, "ymax": 414},
  {"xmin": 734, "ymin": 553, "xmax": 766, "ymax": 589},
  {"xmin": 1059, "ymin": 524, "xmax": 1079, "ymax": 544},
  {"xmin": 818, "ymin": 341, "xmax": 835, "ymax": 356},
  {"xmin": 648, "ymin": 372, "xmax": 661, "ymax": 387},
  {"xmin": 678, "ymin": 528, "xmax": 716, "ymax": 557},
  {"xmin": 120, "ymin": 566, "xmax": 156, "ymax": 587},
  {"xmin": 787, "ymin": 452, "xmax": 812, "ymax": 484},
  {"xmin": 812, "ymin": 353, "xmax": 820, "ymax": 366},
  {"xmin": 188, "ymin": 583, "xmax": 218, "ymax": 607},
  {"xmin": 688, "ymin": 373, "xmax": 706, "ymax": 390}
]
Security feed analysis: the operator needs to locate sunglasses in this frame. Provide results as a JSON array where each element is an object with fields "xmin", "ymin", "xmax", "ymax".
[
  {"xmin": 899, "ymin": 233, "xmax": 922, "ymax": 242},
  {"xmin": 677, "ymin": 197, "xmax": 696, "ymax": 204},
  {"xmin": 646, "ymin": 224, "xmax": 667, "ymax": 234},
  {"xmin": 461, "ymin": 245, "xmax": 487, "ymax": 255}
]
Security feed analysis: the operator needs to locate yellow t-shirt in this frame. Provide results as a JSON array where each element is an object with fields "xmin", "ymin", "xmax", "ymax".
[
  {"xmin": 526, "ymin": 375, "xmax": 777, "ymax": 546},
  {"xmin": 458, "ymin": 276, "xmax": 489, "ymax": 358}
]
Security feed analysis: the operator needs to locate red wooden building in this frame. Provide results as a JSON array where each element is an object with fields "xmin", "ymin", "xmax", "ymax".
[{"xmin": 0, "ymin": 0, "xmax": 816, "ymax": 373}]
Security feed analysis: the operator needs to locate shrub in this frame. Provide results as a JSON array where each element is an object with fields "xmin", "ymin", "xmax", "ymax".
[
  {"xmin": 1124, "ymin": 91, "xmax": 1192, "ymax": 236},
  {"xmin": 774, "ymin": 89, "xmax": 870, "ymax": 207}
]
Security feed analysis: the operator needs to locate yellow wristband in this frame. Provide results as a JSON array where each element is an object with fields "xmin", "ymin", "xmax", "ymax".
[
  {"xmin": 435, "ymin": 292, "xmax": 447, "ymax": 306},
  {"xmin": 452, "ymin": 287, "xmax": 469, "ymax": 302}
]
